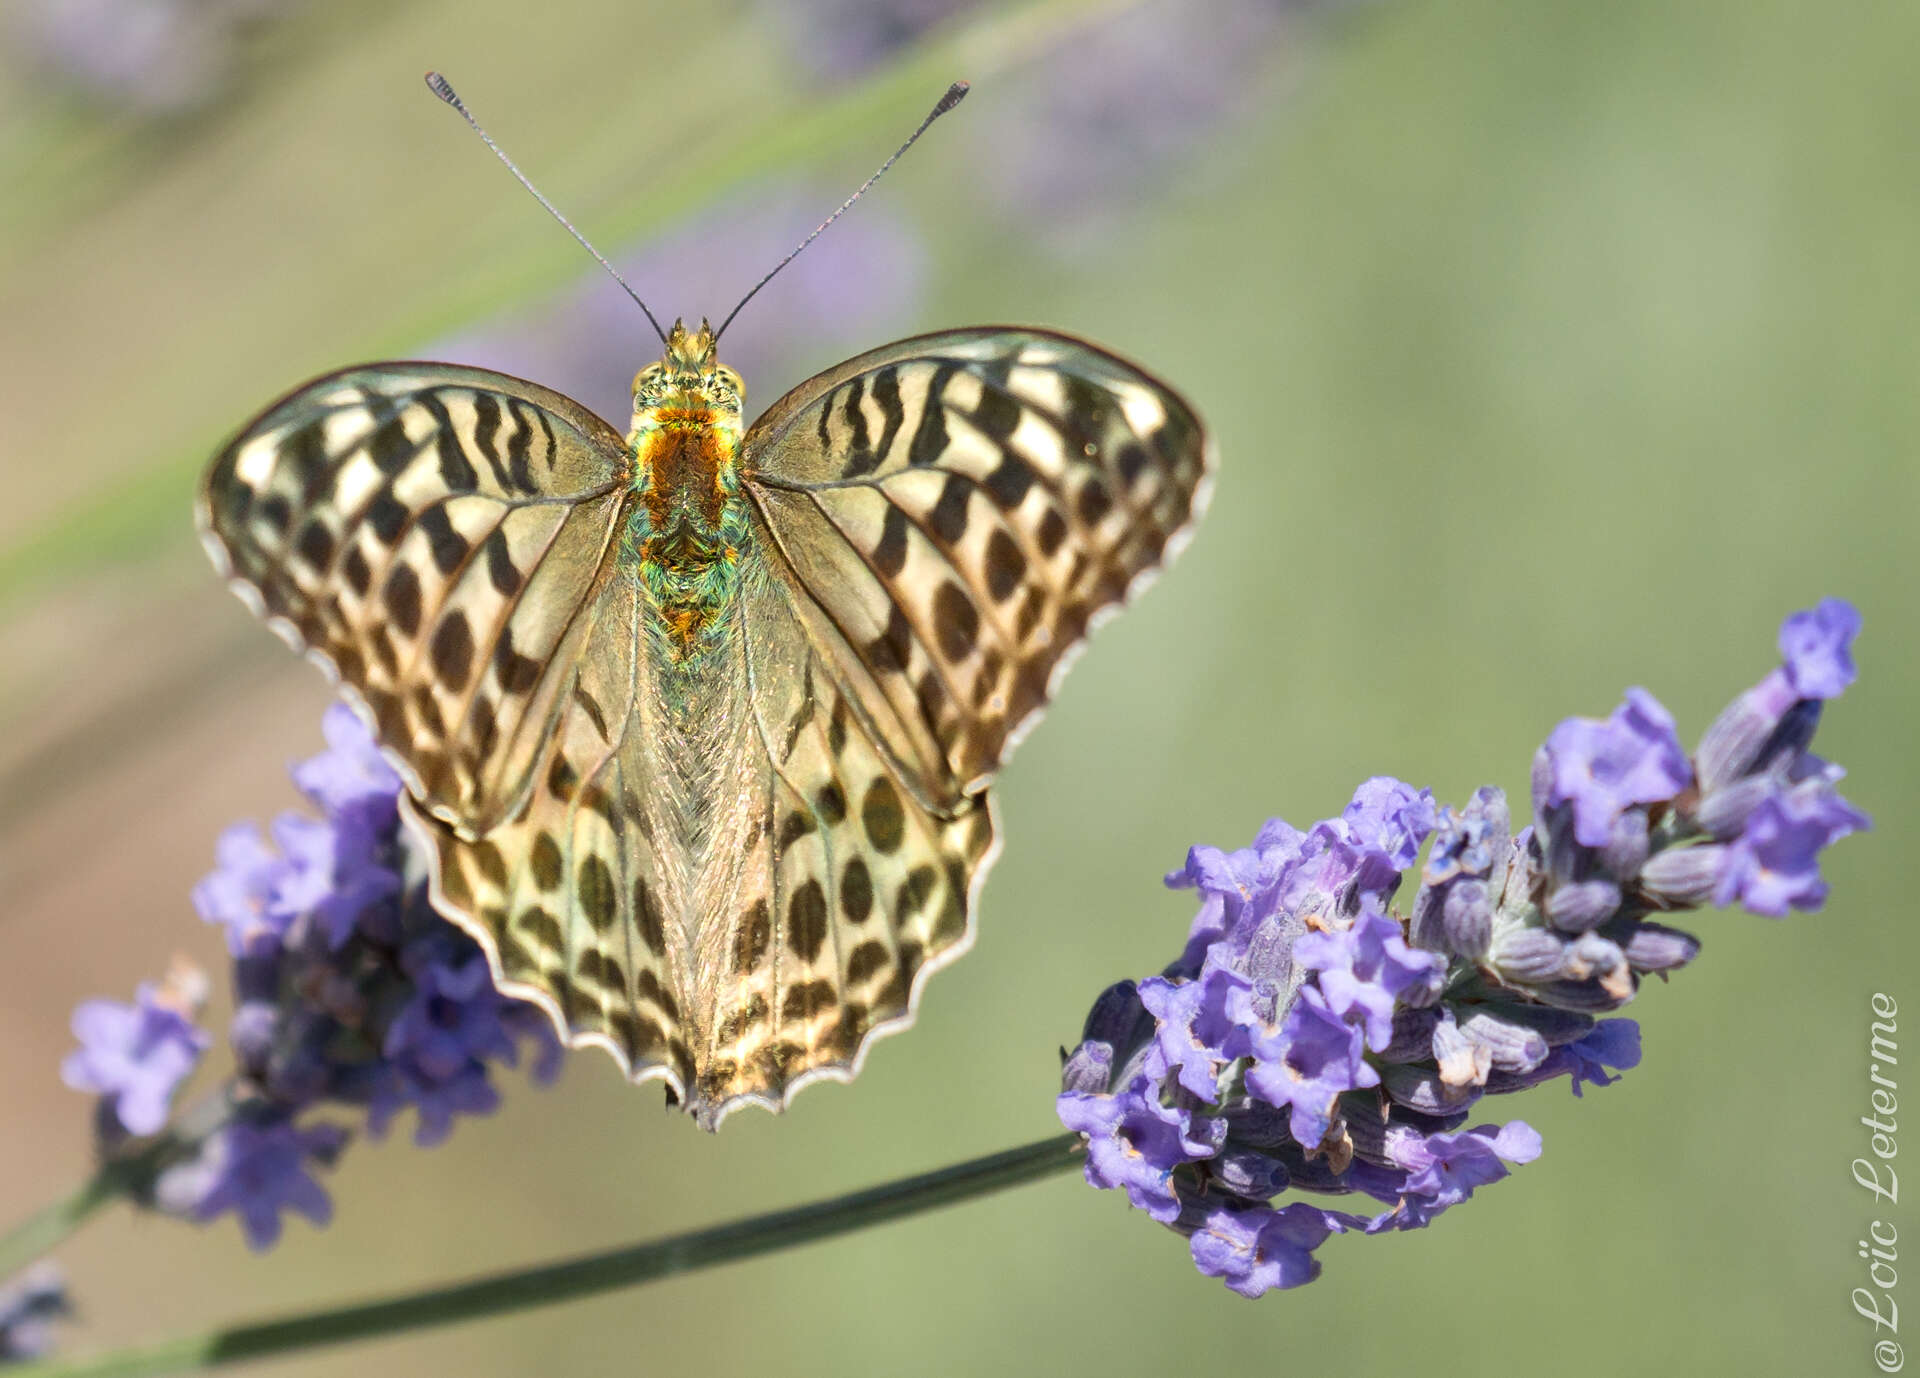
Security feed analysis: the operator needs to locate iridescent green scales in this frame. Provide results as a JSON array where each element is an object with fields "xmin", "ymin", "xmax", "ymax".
[{"xmin": 200, "ymin": 321, "xmax": 1211, "ymax": 1127}]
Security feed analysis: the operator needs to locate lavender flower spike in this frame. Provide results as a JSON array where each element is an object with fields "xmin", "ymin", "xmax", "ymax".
[
  {"xmin": 1059, "ymin": 599, "xmax": 1865, "ymax": 1297},
  {"xmin": 88, "ymin": 704, "xmax": 564, "ymax": 1250}
]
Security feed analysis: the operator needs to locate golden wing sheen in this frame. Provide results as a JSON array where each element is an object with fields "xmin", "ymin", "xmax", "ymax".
[{"xmin": 200, "ymin": 325, "xmax": 1212, "ymax": 1127}]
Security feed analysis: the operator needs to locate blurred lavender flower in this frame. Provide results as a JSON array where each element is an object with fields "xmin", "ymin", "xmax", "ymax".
[
  {"xmin": 0, "ymin": 1263, "xmax": 70, "ymax": 1363},
  {"xmin": 969, "ymin": 0, "xmax": 1330, "ymax": 255},
  {"xmin": 11, "ymin": 0, "xmax": 298, "ymax": 116},
  {"xmin": 767, "ymin": 0, "xmax": 1340, "ymax": 253},
  {"xmin": 436, "ymin": 182, "xmax": 926, "ymax": 430},
  {"xmin": 68, "ymin": 703, "xmax": 561, "ymax": 1251},
  {"xmin": 60, "ymin": 962, "xmax": 209, "ymax": 1138},
  {"xmin": 1059, "ymin": 600, "xmax": 1867, "ymax": 1297},
  {"xmin": 761, "ymin": 0, "xmax": 983, "ymax": 82},
  {"xmin": 165, "ymin": 1120, "xmax": 350, "ymax": 1252}
]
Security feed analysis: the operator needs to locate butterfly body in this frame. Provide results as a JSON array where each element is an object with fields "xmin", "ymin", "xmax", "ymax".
[
  {"xmin": 202, "ymin": 324, "xmax": 1211, "ymax": 1126},
  {"xmin": 624, "ymin": 321, "xmax": 750, "ymax": 660}
]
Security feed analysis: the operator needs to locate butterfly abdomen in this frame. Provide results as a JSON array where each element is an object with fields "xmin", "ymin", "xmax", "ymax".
[{"xmin": 624, "ymin": 408, "xmax": 752, "ymax": 657}]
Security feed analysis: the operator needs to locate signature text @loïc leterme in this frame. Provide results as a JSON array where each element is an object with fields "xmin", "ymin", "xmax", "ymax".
[{"xmin": 1855, "ymin": 991, "xmax": 1902, "ymax": 1372}]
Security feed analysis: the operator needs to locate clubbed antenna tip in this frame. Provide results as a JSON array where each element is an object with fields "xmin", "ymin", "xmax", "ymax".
[{"xmin": 713, "ymin": 79, "xmax": 974, "ymax": 342}]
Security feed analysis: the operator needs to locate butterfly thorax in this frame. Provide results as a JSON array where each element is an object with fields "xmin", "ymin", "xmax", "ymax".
[{"xmin": 623, "ymin": 320, "xmax": 751, "ymax": 660}]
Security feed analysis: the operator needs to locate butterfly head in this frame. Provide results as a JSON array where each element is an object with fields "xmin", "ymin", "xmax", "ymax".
[{"xmin": 630, "ymin": 318, "xmax": 745, "ymax": 444}]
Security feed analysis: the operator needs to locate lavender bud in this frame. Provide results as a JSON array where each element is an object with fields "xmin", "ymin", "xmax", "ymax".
[
  {"xmin": 1215, "ymin": 1149, "xmax": 1291, "ymax": 1200},
  {"xmin": 1061, "ymin": 1040, "xmax": 1115, "ymax": 1096},
  {"xmin": 1638, "ymin": 845, "xmax": 1726, "ymax": 906},
  {"xmin": 1381, "ymin": 1064, "xmax": 1481, "ymax": 1116},
  {"xmin": 1602, "ymin": 809, "xmax": 1650, "ymax": 879},
  {"xmin": 1412, "ymin": 876, "xmax": 1493, "ymax": 960},
  {"xmin": 1485, "ymin": 1003, "xmax": 1597, "ymax": 1047},
  {"xmin": 1618, "ymin": 921, "xmax": 1701, "ymax": 974},
  {"xmin": 1489, "ymin": 927, "xmax": 1567, "ymax": 983},
  {"xmin": 1432, "ymin": 1013, "xmax": 1491, "ymax": 1090},
  {"xmin": 1535, "ymin": 933, "xmax": 1636, "ymax": 1010},
  {"xmin": 1242, "ymin": 912, "xmax": 1300, "ymax": 992},
  {"xmin": 1530, "ymin": 744, "xmax": 1553, "ymax": 822},
  {"xmin": 1694, "ymin": 775, "xmax": 1776, "ymax": 840},
  {"xmin": 1380, "ymin": 1007, "xmax": 1442, "ymax": 1063},
  {"xmin": 1544, "ymin": 879, "xmax": 1621, "ymax": 933},
  {"xmin": 1457, "ymin": 1010, "xmax": 1552, "ymax": 1073},
  {"xmin": 1761, "ymin": 699, "xmax": 1824, "ymax": 773},
  {"xmin": 1079, "ymin": 979, "xmax": 1150, "ymax": 1052},
  {"xmin": 1696, "ymin": 671, "xmax": 1795, "ymax": 792}
]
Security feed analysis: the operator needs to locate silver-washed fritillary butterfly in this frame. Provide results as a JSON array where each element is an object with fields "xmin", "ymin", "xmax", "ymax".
[{"xmin": 198, "ymin": 77, "xmax": 1212, "ymax": 1127}]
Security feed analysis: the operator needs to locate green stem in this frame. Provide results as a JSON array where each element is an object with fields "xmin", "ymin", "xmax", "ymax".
[
  {"xmin": 0, "ymin": 1092, "xmax": 231, "ymax": 1279},
  {"xmin": 0, "ymin": 1176, "xmax": 120, "ymax": 1283},
  {"xmin": 18, "ymin": 1132, "xmax": 1083, "ymax": 1378}
]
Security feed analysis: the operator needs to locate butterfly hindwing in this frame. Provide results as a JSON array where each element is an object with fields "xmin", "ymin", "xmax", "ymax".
[
  {"xmin": 684, "ymin": 553, "xmax": 996, "ymax": 1120},
  {"xmin": 422, "ymin": 569, "xmax": 694, "ymax": 1088},
  {"xmin": 742, "ymin": 327, "xmax": 1212, "ymax": 805}
]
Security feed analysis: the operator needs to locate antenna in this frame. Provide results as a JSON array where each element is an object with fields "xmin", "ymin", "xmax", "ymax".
[
  {"xmin": 425, "ymin": 71, "xmax": 668, "ymax": 345},
  {"xmin": 713, "ymin": 80, "xmax": 969, "ymax": 343}
]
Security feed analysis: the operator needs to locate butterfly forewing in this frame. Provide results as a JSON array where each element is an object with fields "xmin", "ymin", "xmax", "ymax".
[
  {"xmin": 200, "ymin": 364, "xmax": 630, "ymax": 828},
  {"xmin": 742, "ymin": 328, "xmax": 1212, "ymax": 803}
]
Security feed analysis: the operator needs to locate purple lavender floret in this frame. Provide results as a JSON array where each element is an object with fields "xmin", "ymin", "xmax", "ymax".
[
  {"xmin": 183, "ymin": 1120, "xmax": 350, "ymax": 1252},
  {"xmin": 1295, "ymin": 906, "xmax": 1444, "ymax": 1048},
  {"xmin": 0, "ymin": 1263, "xmax": 70, "ymax": 1362},
  {"xmin": 968, "ymin": 0, "xmax": 1321, "ymax": 256},
  {"xmin": 1366, "ymin": 1122, "xmax": 1542, "ymax": 1232},
  {"xmin": 1140, "ymin": 965, "xmax": 1249, "ymax": 1100},
  {"xmin": 1188, "ymin": 1202, "xmax": 1350, "ymax": 1298},
  {"xmin": 1540, "ymin": 688, "xmax": 1691, "ymax": 850},
  {"xmin": 1778, "ymin": 598, "xmax": 1860, "ymax": 700},
  {"xmin": 1058, "ymin": 600, "xmax": 1866, "ymax": 1297},
  {"xmin": 293, "ymin": 703, "xmax": 405, "ymax": 815},
  {"xmin": 1164, "ymin": 817, "xmax": 1303, "ymax": 965},
  {"xmin": 1713, "ymin": 782, "xmax": 1871, "ymax": 916},
  {"xmin": 1058, "ymin": 1066, "xmax": 1218, "ymax": 1224},
  {"xmin": 61, "ymin": 969, "xmax": 210, "ymax": 1137},
  {"xmin": 1240, "ymin": 987, "xmax": 1377, "ymax": 1149},
  {"xmin": 1336, "ymin": 779, "xmax": 1438, "ymax": 870},
  {"xmin": 192, "ymin": 822, "xmax": 293, "ymax": 957}
]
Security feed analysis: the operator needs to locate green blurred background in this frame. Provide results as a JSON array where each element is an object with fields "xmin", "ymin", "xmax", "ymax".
[{"xmin": 2, "ymin": 0, "xmax": 1914, "ymax": 1373}]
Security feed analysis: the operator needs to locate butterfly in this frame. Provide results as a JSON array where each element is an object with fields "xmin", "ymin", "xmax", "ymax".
[{"xmin": 197, "ymin": 79, "xmax": 1212, "ymax": 1129}]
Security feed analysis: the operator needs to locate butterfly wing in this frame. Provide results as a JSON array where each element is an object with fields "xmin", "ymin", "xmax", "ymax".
[
  {"xmin": 675, "ymin": 553, "xmax": 997, "ymax": 1122},
  {"xmin": 742, "ymin": 327, "xmax": 1212, "ymax": 805},
  {"xmin": 200, "ymin": 363, "xmax": 632, "ymax": 827},
  {"xmin": 200, "ymin": 366, "xmax": 692, "ymax": 1085},
  {"xmin": 711, "ymin": 327, "xmax": 1210, "ymax": 1112}
]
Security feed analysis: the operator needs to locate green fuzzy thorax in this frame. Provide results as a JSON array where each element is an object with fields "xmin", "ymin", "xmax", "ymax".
[{"xmin": 621, "ymin": 417, "xmax": 750, "ymax": 663}]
